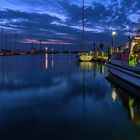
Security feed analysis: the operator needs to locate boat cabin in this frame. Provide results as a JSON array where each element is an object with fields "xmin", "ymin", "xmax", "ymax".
[{"xmin": 112, "ymin": 35, "xmax": 140, "ymax": 67}]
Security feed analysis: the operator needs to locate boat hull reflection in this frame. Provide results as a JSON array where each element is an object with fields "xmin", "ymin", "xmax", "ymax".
[
  {"xmin": 106, "ymin": 72, "xmax": 140, "ymax": 97},
  {"xmin": 107, "ymin": 74, "xmax": 140, "ymax": 126},
  {"xmin": 78, "ymin": 61, "xmax": 93, "ymax": 70},
  {"xmin": 77, "ymin": 61, "xmax": 105, "ymax": 75}
]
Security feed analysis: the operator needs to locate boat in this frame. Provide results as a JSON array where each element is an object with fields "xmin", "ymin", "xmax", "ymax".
[
  {"xmin": 78, "ymin": 51, "xmax": 93, "ymax": 62},
  {"xmin": 107, "ymin": 30, "xmax": 140, "ymax": 88},
  {"xmin": 93, "ymin": 51, "xmax": 108, "ymax": 62},
  {"xmin": 77, "ymin": 0, "xmax": 93, "ymax": 62}
]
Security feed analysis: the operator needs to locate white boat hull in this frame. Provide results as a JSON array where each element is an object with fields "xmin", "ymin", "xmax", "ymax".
[
  {"xmin": 78, "ymin": 52, "xmax": 93, "ymax": 62},
  {"xmin": 107, "ymin": 63, "xmax": 140, "ymax": 87}
]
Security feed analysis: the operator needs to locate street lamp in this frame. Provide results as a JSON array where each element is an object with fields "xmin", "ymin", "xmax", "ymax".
[{"xmin": 112, "ymin": 31, "xmax": 116, "ymax": 51}]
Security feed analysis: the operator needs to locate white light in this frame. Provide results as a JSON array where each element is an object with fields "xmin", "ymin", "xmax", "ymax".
[
  {"xmin": 112, "ymin": 31, "xmax": 116, "ymax": 36},
  {"xmin": 45, "ymin": 47, "xmax": 48, "ymax": 51},
  {"xmin": 112, "ymin": 89, "xmax": 117, "ymax": 102}
]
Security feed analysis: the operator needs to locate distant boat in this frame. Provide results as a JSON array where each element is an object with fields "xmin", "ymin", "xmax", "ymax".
[
  {"xmin": 77, "ymin": 0, "xmax": 93, "ymax": 62},
  {"xmin": 107, "ymin": 30, "xmax": 140, "ymax": 88}
]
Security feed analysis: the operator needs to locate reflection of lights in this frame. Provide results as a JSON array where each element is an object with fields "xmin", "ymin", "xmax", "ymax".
[
  {"xmin": 51, "ymin": 52, "xmax": 54, "ymax": 68},
  {"xmin": 129, "ymin": 98, "xmax": 135, "ymax": 120},
  {"xmin": 51, "ymin": 58, "xmax": 54, "ymax": 68},
  {"xmin": 112, "ymin": 88, "xmax": 117, "ymax": 102},
  {"xmin": 45, "ymin": 53, "xmax": 48, "ymax": 69},
  {"xmin": 100, "ymin": 64, "xmax": 105, "ymax": 75},
  {"xmin": 79, "ymin": 62, "xmax": 93, "ymax": 70}
]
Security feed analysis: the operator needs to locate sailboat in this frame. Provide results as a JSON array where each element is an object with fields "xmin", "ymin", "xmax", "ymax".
[{"xmin": 77, "ymin": 0, "xmax": 93, "ymax": 62}]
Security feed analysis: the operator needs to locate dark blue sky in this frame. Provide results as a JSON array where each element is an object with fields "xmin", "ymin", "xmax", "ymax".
[{"xmin": 0, "ymin": 0, "xmax": 140, "ymax": 49}]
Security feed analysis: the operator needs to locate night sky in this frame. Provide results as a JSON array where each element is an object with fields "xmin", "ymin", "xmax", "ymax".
[{"xmin": 0, "ymin": 0, "xmax": 140, "ymax": 49}]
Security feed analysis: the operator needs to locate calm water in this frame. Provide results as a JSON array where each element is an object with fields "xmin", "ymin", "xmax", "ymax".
[{"xmin": 0, "ymin": 54, "xmax": 140, "ymax": 140}]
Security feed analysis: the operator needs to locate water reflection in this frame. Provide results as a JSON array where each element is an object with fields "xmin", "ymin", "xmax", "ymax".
[
  {"xmin": 113, "ymin": 84, "xmax": 140, "ymax": 126},
  {"xmin": 111, "ymin": 87, "xmax": 117, "ymax": 102},
  {"xmin": 51, "ymin": 53, "xmax": 54, "ymax": 68},
  {"xmin": 0, "ymin": 54, "xmax": 140, "ymax": 140},
  {"xmin": 77, "ymin": 61, "xmax": 105, "ymax": 76},
  {"xmin": 45, "ymin": 53, "xmax": 48, "ymax": 69},
  {"xmin": 107, "ymin": 73, "xmax": 140, "ymax": 126}
]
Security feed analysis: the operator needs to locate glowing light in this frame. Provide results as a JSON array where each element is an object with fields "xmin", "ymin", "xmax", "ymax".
[
  {"xmin": 112, "ymin": 31, "xmax": 116, "ymax": 36},
  {"xmin": 45, "ymin": 54, "xmax": 48, "ymax": 69},
  {"xmin": 45, "ymin": 47, "xmax": 48, "ymax": 51},
  {"xmin": 112, "ymin": 88, "xmax": 117, "ymax": 102}
]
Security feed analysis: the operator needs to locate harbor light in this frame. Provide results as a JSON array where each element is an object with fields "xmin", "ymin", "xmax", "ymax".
[
  {"xmin": 112, "ymin": 31, "xmax": 116, "ymax": 36},
  {"xmin": 45, "ymin": 47, "xmax": 48, "ymax": 51},
  {"xmin": 112, "ymin": 31, "xmax": 116, "ymax": 51}
]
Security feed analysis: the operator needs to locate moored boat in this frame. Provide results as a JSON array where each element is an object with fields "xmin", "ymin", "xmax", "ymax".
[
  {"xmin": 107, "ymin": 33, "xmax": 140, "ymax": 88},
  {"xmin": 78, "ymin": 51, "xmax": 93, "ymax": 62},
  {"xmin": 77, "ymin": 0, "xmax": 93, "ymax": 62}
]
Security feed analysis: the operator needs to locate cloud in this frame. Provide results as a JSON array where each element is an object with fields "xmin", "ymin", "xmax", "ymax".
[
  {"xmin": 20, "ymin": 38, "xmax": 72, "ymax": 45},
  {"xmin": 0, "ymin": 0, "xmax": 140, "ymax": 48}
]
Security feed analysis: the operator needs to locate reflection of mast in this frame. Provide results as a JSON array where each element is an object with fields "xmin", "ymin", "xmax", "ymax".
[
  {"xmin": 93, "ymin": 62, "xmax": 98, "ymax": 78},
  {"xmin": 93, "ymin": 62, "xmax": 96, "ymax": 77},
  {"xmin": 100, "ymin": 63, "xmax": 105, "ymax": 75},
  {"xmin": 82, "ymin": 70, "xmax": 86, "ymax": 123},
  {"xmin": 51, "ymin": 50, "xmax": 54, "ymax": 68}
]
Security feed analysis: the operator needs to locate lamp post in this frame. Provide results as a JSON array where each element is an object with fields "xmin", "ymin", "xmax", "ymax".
[{"xmin": 112, "ymin": 31, "xmax": 116, "ymax": 51}]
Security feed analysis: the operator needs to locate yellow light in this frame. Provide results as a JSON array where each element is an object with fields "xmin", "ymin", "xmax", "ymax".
[{"xmin": 112, "ymin": 31, "xmax": 116, "ymax": 36}]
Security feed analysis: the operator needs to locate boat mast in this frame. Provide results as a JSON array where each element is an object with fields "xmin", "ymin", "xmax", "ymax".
[{"xmin": 81, "ymin": 0, "xmax": 85, "ymax": 51}]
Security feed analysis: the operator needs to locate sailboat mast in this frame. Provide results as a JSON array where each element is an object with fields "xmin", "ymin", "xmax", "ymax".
[{"xmin": 82, "ymin": 0, "xmax": 85, "ymax": 50}]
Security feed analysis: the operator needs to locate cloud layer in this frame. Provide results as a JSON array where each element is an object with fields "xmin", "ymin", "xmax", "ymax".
[{"xmin": 0, "ymin": 0, "xmax": 140, "ymax": 48}]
